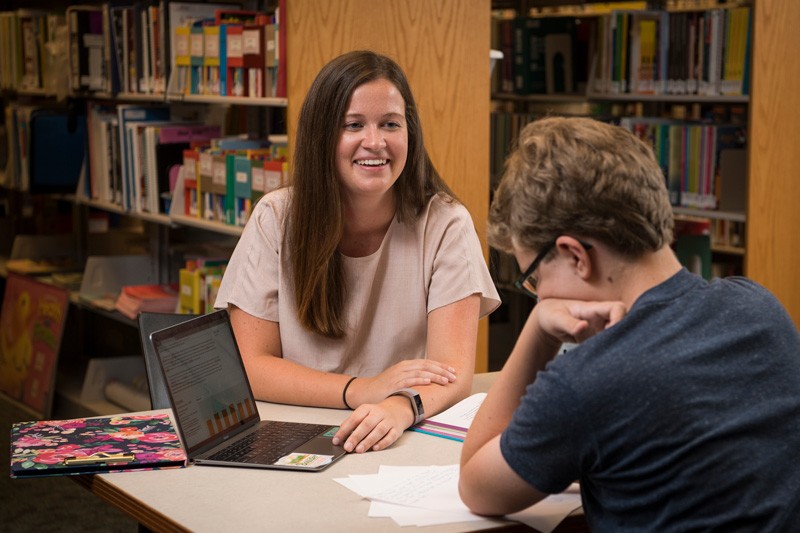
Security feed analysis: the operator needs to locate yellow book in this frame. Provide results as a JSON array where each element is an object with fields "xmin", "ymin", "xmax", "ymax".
[
  {"xmin": 179, "ymin": 268, "xmax": 203, "ymax": 314},
  {"xmin": 173, "ymin": 25, "xmax": 191, "ymax": 94},
  {"xmin": 203, "ymin": 25, "xmax": 220, "ymax": 95}
]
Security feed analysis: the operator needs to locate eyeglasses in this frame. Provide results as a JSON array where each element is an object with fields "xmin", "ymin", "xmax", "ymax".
[{"xmin": 514, "ymin": 240, "xmax": 593, "ymax": 300}]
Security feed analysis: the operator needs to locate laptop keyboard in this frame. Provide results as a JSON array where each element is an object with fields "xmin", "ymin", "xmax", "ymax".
[{"xmin": 208, "ymin": 421, "xmax": 331, "ymax": 464}]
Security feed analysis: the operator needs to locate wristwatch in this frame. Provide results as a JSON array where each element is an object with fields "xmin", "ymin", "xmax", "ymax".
[{"xmin": 389, "ymin": 388, "xmax": 425, "ymax": 426}]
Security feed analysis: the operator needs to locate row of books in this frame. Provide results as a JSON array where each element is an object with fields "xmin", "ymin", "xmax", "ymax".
[
  {"xmin": 84, "ymin": 102, "xmax": 287, "ymax": 222},
  {"xmin": 593, "ymin": 6, "xmax": 751, "ymax": 96},
  {"xmin": 0, "ymin": 10, "xmax": 63, "ymax": 93},
  {"xmin": 3, "ymin": 103, "xmax": 86, "ymax": 194},
  {"xmin": 181, "ymin": 138, "xmax": 288, "ymax": 227},
  {"xmin": 178, "ymin": 257, "xmax": 228, "ymax": 315},
  {"xmin": 493, "ymin": 5, "xmax": 751, "ymax": 97},
  {"xmin": 490, "ymin": 110, "xmax": 746, "ymax": 212},
  {"xmin": 493, "ymin": 15, "xmax": 593, "ymax": 95},
  {"xmin": 619, "ymin": 116, "xmax": 746, "ymax": 210},
  {"xmin": 87, "ymin": 102, "xmax": 220, "ymax": 214},
  {"xmin": 172, "ymin": 9, "xmax": 280, "ymax": 98},
  {"xmin": 0, "ymin": 1, "xmax": 287, "ymax": 99}
]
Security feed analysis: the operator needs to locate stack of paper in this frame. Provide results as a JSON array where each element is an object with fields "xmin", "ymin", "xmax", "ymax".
[
  {"xmin": 334, "ymin": 464, "xmax": 582, "ymax": 531},
  {"xmin": 411, "ymin": 393, "xmax": 486, "ymax": 442}
]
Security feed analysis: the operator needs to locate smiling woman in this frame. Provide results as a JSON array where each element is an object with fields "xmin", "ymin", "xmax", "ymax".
[
  {"xmin": 335, "ymin": 78, "xmax": 408, "ymax": 209},
  {"xmin": 214, "ymin": 50, "xmax": 500, "ymax": 455}
]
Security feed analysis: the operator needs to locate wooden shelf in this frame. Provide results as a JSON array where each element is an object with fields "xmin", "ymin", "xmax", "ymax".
[
  {"xmin": 673, "ymin": 207, "xmax": 746, "ymax": 223},
  {"xmin": 493, "ymin": 91, "xmax": 749, "ymax": 104},
  {"xmin": 65, "ymin": 195, "xmax": 244, "ymax": 237},
  {"xmin": 712, "ymin": 244, "xmax": 745, "ymax": 256}
]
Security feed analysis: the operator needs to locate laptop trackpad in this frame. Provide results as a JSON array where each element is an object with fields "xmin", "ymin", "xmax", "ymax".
[{"xmin": 295, "ymin": 436, "xmax": 344, "ymax": 456}]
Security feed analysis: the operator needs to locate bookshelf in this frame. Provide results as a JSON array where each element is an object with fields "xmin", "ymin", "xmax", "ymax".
[
  {"xmin": 1, "ymin": 0, "xmax": 494, "ymax": 416},
  {"xmin": 486, "ymin": 0, "xmax": 800, "ymax": 357}
]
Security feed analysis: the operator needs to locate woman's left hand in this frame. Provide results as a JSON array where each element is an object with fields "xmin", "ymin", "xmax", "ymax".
[{"xmin": 331, "ymin": 395, "xmax": 415, "ymax": 453}]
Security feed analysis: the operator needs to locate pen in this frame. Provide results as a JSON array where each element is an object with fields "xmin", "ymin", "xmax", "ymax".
[{"xmin": 64, "ymin": 453, "xmax": 135, "ymax": 466}]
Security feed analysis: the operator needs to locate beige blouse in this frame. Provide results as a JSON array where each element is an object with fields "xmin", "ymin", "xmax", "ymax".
[{"xmin": 215, "ymin": 187, "xmax": 500, "ymax": 377}]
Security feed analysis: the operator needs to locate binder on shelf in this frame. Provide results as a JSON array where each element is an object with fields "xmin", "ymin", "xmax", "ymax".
[
  {"xmin": 10, "ymin": 413, "xmax": 187, "ymax": 478},
  {"xmin": 182, "ymin": 148, "xmax": 201, "ymax": 217},
  {"xmin": 171, "ymin": 23, "xmax": 191, "ymax": 94},
  {"xmin": 224, "ymin": 23, "xmax": 245, "ymax": 97},
  {"xmin": 241, "ymin": 14, "xmax": 271, "ymax": 98},
  {"xmin": 164, "ymin": 1, "xmax": 237, "ymax": 95},
  {"xmin": 202, "ymin": 23, "xmax": 221, "ymax": 95},
  {"xmin": 188, "ymin": 22, "xmax": 204, "ymax": 94},
  {"xmin": 229, "ymin": 153, "xmax": 253, "ymax": 226}
]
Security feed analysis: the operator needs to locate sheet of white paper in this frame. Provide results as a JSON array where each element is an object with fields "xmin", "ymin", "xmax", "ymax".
[
  {"xmin": 424, "ymin": 393, "xmax": 486, "ymax": 428},
  {"xmin": 336, "ymin": 465, "xmax": 582, "ymax": 531},
  {"xmin": 363, "ymin": 464, "xmax": 468, "ymax": 513}
]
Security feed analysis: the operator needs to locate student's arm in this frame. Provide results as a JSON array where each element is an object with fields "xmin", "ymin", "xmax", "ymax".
[
  {"xmin": 459, "ymin": 306, "xmax": 556, "ymax": 515},
  {"xmin": 459, "ymin": 299, "xmax": 627, "ymax": 515},
  {"xmin": 334, "ymin": 294, "xmax": 481, "ymax": 452},
  {"xmin": 229, "ymin": 305, "xmax": 457, "ymax": 408}
]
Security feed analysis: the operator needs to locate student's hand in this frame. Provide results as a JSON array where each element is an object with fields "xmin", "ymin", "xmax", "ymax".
[
  {"xmin": 348, "ymin": 359, "xmax": 456, "ymax": 406},
  {"xmin": 535, "ymin": 298, "xmax": 627, "ymax": 345},
  {"xmin": 332, "ymin": 395, "xmax": 415, "ymax": 453}
]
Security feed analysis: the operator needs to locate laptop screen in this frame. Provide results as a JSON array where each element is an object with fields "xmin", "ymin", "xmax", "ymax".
[{"xmin": 151, "ymin": 311, "xmax": 259, "ymax": 453}]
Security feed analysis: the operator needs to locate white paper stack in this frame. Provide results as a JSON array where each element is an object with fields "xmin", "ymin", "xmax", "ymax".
[{"xmin": 334, "ymin": 464, "xmax": 582, "ymax": 531}]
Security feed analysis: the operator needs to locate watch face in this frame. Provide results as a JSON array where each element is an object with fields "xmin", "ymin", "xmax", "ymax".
[{"xmin": 412, "ymin": 393, "xmax": 424, "ymax": 417}]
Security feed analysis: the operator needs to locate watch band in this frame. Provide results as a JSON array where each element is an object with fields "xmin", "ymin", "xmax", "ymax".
[{"xmin": 389, "ymin": 388, "xmax": 425, "ymax": 426}]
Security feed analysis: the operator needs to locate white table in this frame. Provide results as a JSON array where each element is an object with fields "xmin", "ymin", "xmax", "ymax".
[{"xmin": 74, "ymin": 373, "xmax": 585, "ymax": 532}]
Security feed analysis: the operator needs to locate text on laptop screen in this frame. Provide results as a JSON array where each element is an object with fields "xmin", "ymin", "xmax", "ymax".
[{"xmin": 156, "ymin": 317, "xmax": 257, "ymax": 451}]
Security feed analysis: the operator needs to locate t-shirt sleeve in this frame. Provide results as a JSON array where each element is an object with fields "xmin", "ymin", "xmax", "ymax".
[
  {"xmin": 214, "ymin": 193, "xmax": 282, "ymax": 321},
  {"xmin": 499, "ymin": 369, "xmax": 587, "ymax": 494},
  {"xmin": 426, "ymin": 201, "xmax": 501, "ymax": 318}
]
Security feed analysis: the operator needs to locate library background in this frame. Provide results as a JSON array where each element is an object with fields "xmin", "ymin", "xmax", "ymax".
[{"xmin": 0, "ymin": 0, "xmax": 798, "ymax": 423}]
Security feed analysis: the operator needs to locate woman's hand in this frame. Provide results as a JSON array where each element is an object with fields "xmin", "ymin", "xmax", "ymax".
[
  {"xmin": 332, "ymin": 395, "xmax": 415, "ymax": 453},
  {"xmin": 347, "ymin": 359, "xmax": 457, "ymax": 406}
]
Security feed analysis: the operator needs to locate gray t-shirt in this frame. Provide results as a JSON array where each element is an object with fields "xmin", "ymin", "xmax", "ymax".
[
  {"xmin": 215, "ymin": 187, "xmax": 500, "ymax": 376},
  {"xmin": 501, "ymin": 268, "xmax": 800, "ymax": 531}
]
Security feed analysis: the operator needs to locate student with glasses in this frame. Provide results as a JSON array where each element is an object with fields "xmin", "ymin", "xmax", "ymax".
[
  {"xmin": 459, "ymin": 116, "xmax": 800, "ymax": 530},
  {"xmin": 215, "ymin": 51, "xmax": 500, "ymax": 455}
]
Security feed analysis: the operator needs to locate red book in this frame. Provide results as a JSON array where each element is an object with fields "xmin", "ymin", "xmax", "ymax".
[
  {"xmin": 183, "ymin": 149, "xmax": 200, "ymax": 217},
  {"xmin": 276, "ymin": 0, "xmax": 286, "ymax": 97},
  {"xmin": 115, "ymin": 284, "xmax": 180, "ymax": 320},
  {"xmin": 242, "ymin": 23, "xmax": 266, "ymax": 97},
  {"xmin": 225, "ymin": 24, "xmax": 246, "ymax": 96}
]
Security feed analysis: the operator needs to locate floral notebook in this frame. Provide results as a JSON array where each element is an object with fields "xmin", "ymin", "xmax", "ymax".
[{"xmin": 10, "ymin": 413, "xmax": 187, "ymax": 478}]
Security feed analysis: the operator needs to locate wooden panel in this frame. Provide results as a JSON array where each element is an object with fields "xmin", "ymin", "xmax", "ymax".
[
  {"xmin": 287, "ymin": 0, "xmax": 493, "ymax": 370},
  {"xmin": 747, "ymin": 0, "xmax": 800, "ymax": 328}
]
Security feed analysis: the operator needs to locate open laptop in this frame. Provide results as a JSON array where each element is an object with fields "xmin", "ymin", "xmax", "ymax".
[{"xmin": 150, "ymin": 309, "xmax": 347, "ymax": 472}]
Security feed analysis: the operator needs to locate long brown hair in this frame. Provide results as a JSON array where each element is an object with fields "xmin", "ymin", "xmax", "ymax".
[{"xmin": 288, "ymin": 50, "xmax": 454, "ymax": 338}]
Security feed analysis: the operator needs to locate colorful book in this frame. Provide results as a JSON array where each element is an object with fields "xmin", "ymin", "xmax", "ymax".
[
  {"xmin": 0, "ymin": 273, "xmax": 69, "ymax": 418},
  {"xmin": 10, "ymin": 413, "xmax": 187, "ymax": 478}
]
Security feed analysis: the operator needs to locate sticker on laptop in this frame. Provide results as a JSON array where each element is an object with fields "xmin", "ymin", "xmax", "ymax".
[{"xmin": 275, "ymin": 453, "xmax": 333, "ymax": 468}]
